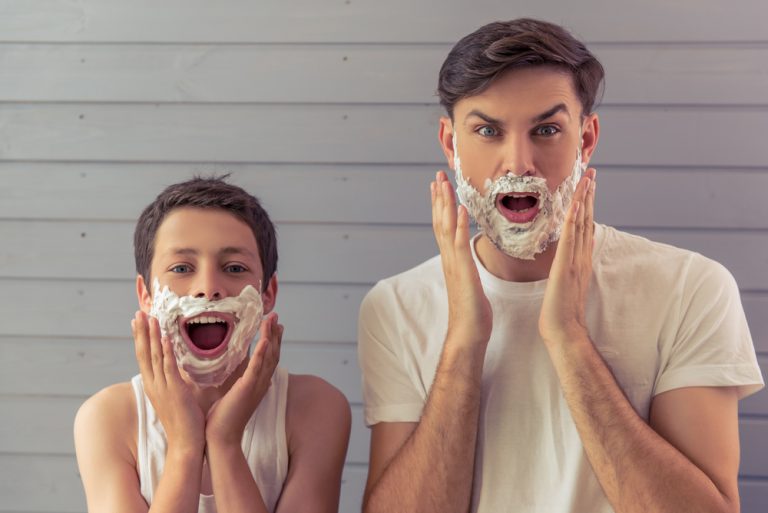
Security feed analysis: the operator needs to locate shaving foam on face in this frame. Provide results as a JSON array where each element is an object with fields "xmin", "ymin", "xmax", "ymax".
[
  {"xmin": 452, "ymin": 132, "xmax": 586, "ymax": 260},
  {"xmin": 149, "ymin": 279, "xmax": 263, "ymax": 388}
]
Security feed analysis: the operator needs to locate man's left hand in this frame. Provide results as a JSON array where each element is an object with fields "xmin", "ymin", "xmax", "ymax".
[{"xmin": 539, "ymin": 168, "xmax": 597, "ymax": 346}]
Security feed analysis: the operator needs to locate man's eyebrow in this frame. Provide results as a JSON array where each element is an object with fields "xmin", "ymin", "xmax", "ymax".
[
  {"xmin": 464, "ymin": 109, "xmax": 504, "ymax": 126},
  {"xmin": 532, "ymin": 103, "xmax": 570, "ymax": 123},
  {"xmin": 169, "ymin": 248, "xmax": 198, "ymax": 256}
]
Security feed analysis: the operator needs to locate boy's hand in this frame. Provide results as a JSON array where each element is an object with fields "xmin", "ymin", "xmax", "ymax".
[
  {"xmin": 205, "ymin": 313, "xmax": 283, "ymax": 448},
  {"xmin": 539, "ymin": 169, "xmax": 597, "ymax": 346},
  {"xmin": 132, "ymin": 311, "xmax": 206, "ymax": 452},
  {"xmin": 432, "ymin": 171, "xmax": 493, "ymax": 349}
]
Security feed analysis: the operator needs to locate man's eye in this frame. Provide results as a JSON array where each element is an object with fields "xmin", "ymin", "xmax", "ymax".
[
  {"xmin": 226, "ymin": 264, "xmax": 247, "ymax": 273},
  {"xmin": 477, "ymin": 126, "xmax": 499, "ymax": 137},
  {"xmin": 170, "ymin": 264, "xmax": 191, "ymax": 273},
  {"xmin": 535, "ymin": 125, "xmax": 560, "ymax": 137}
]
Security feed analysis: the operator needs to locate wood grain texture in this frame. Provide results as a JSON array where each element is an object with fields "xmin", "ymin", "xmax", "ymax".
[
  {"xmin": 1, "ymin": 44, "xmax": 766, "ymax": 105},
  {"xmin": 1, "ymin": 104, "xmax": 767, "ymax": 167},
  {"xmin": 0, "ymin": 0, "xmax": 766, "ymax": 43},
  {"xmin": 3, "ymin": 164, "xmax": 768, "ymax": 230}
]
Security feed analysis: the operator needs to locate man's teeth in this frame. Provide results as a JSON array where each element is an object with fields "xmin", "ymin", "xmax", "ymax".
[{"xmin": 187, "ymin": 316, "xmax": 227, "ymax": 325}]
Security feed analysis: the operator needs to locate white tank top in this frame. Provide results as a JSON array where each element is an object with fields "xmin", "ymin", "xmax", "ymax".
[{"xmin": 131, "ymin": 367, "xmax": 289, "ymax": 513}]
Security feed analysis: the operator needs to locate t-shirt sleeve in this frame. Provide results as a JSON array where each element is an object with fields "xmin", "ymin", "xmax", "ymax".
[
  {"xmin": 654, "ymin": 254, "xmax": 764, "ymax": 399},
  {"xmin": 357, "ymin": 281, "xmax": 425, "ymax": 426}
]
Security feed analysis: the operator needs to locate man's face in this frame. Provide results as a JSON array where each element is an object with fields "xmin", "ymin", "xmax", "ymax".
[
  {"xmin": 439, "ymin": 66, "xmax": 599, "ymax": 259},
  {"xmin": 137, "ymin": 207, "xmax": 275, "ymax": 387}
]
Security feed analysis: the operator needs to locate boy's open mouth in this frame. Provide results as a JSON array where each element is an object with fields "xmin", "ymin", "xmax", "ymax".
[
  {"xmin": 496, "ymin": 192, "xmax": 540, "ymax": 224},
  {"xmin": 179, "ymin": 312, "xmax": 235, "ymax": 358}
]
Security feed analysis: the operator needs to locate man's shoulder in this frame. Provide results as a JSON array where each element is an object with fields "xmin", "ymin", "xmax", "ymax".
[{"xmin": 363, "ymin": 254, "xmax": 444, "ymax": 308}]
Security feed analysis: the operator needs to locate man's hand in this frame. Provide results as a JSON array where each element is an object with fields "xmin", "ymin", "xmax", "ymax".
[
  {"xmin": 539, "ymin": 168, "xmax": 597, "ymax": 346},
  {"xmin": 132, "ymin": 311, "xmax": 206, "ymax": 452},
  {"xmin": 432, "ymin": 171, "xmax": 493, "ymax": 349},
  {"xmin": 205, "ymin": 313, "xmax": 283, "ymax": 447}
]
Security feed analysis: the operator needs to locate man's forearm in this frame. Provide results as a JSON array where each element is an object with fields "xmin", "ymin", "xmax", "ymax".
[
  {"xmin": 206, "ymin": 440, "xmax": 269, "ymax": 513},
  {"xmin": 546, "ymin": 335, "xmax": 735, "ymax": 513},
  {"xmin": 149, "ymin": 445, "xmax": 204, "ymax": 513},
  {"xmin": 364, "ymin": 340, "xmax": 485, "ymax": 513}
]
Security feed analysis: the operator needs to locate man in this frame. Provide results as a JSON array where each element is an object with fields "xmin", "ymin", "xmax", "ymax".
[
  {"xmin": 75, "ymin": 176, "xmax": 351, "ymax": 513},
  {"xmin": 358, "ymin": 18, "xmax": 763, "ymax": 513}
]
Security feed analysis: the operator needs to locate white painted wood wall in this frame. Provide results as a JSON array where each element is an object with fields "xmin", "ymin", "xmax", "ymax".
[{"xmin": 1, "ymin": 1, "xmax": 766, "ymax": 511}]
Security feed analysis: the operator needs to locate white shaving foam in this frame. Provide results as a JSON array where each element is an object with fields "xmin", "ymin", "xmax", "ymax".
[
  {"xmin": 149, "ymin": 279, "xmax": 264, "ymax": 388},
  {"xmin": 452, "ymin": 132, "xmax": 586, "ymax": 260}
]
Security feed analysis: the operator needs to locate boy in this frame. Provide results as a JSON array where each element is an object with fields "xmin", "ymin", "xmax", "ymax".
[
  {"xmin": 75, "ymin": 176, "xmax": 351, "ymax": 513},
  {"xmin": 358, "ymin": 18, "xmax": 763, "ymax": 513}
]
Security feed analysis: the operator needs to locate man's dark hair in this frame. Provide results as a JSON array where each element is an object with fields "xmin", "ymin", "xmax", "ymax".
[
  {"xmin": 437, "ymin": 18, "xmax": 604, "ymax": 119},
  {"xmin": 134, "ymin": 175, "xmax": 277, "ymax": 291}
]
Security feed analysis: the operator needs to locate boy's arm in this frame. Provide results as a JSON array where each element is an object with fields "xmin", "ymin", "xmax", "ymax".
[
  {"xmin": 274, "ymin": 375, "xmax": 351, "ymax": 513},
  {"xmin": 74, "ymin": 384, "xmax": 204, "ymax": 513}
]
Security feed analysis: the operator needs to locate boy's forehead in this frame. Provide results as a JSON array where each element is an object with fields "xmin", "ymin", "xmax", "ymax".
[{"xmin": 152, "ymin": 207, "xmax": 261, "ymax": 260}]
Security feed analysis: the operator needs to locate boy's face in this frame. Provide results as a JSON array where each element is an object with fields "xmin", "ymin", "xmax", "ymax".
[
  {"xmin": 138, "ymin": 206, "xmax": 275, "ymax": 311},
  {"xmin": 439, "ymin": 65, "xmax": 598, "ymax": 198},
  {"xmin": 136, "ymin": 207, "xmax": 277, "ymax": 387}
]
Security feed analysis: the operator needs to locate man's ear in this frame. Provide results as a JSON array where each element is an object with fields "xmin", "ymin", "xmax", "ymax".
[
  {"xmin": 580, "ymin": 113, "xmax": 600, "ymax": 166},
  {"xmin": 438, "ymin": 116, "xmax": 456, "ymax": 169},
  {"xmin": 261, "ymin": 274, "xmax": 279, "ymax": 314},
  {"xmin": 136, "ymin": 275, "xmax": 152, "ymax": 314}
]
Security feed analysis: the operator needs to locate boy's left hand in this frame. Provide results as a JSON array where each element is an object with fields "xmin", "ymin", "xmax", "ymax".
[
  {"xmin": 539, "ymin": 168, "xmax": 597, "ymax": 346},
  {"xmin": 205, "ymin": 313, "xmax": 283, "ymax": 447}
]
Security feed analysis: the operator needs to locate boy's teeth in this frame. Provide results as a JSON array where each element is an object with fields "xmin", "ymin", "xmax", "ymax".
[{"xmin": 189, "ymin": 316, "xmax": 226, "ymax": 324}]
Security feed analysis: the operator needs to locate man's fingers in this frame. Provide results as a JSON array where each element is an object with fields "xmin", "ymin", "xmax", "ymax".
[
  {"xmin": 572, "ymin": 176, "xmax": 590, "ymax": 262},
  {"xmin": 584, "ymin": 169, "xmax": 597, "ymax": 255}
]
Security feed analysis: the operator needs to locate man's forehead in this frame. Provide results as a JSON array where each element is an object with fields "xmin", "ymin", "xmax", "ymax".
[{"xmin": 160, "ymin": 245, "xmax": 259, "ymax": 259}]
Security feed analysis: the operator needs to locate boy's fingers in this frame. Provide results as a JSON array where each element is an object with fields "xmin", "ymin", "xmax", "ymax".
[
  {"xmin": 161, "ymin": 336, "xmax": 183, "ymax": 385},
  {"xmin": 148, "ymin": 316, "xmax": 166, "ymax": 387},
  {"xmin": 133, "ymin": 312, "xmax": 153, "ymax": 383}
]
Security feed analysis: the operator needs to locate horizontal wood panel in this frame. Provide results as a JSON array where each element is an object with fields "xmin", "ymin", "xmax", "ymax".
[
  {"xmin": 1, "ymin": 222, "xmax": 767, "ymax": 289},
  {"xmin": 741, "ymin": 418, "xmax": 768, "ymax": 476},
  {"xmin": 741, "ymin": 479, "xmax": 768, "ymax": 513},
  {"xmin": 1, "ymin": 104, "xmax": 766, "ymax": 167},
  {"xmin": 1, "ymin": 44, "xmax": 766, "ymax": 105},
  {"xmin": 3, "ymin": 164, "xmax": 768, "ymax": 230},
  {"xmin": 0, "ymin": 280, "xmax": 369, "ymax": 342},
  {"xmin": 0, "ymin": 0, "xmax": 766, "ymax": 43},
  {"xmin": 0, "ymin": 453, "xmax": 365, "ymax": 513}
]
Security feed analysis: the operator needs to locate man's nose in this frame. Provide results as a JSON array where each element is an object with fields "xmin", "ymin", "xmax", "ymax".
[{"xmin": 502, "ymin": 135, "xmax": 535, "ymax": 177}]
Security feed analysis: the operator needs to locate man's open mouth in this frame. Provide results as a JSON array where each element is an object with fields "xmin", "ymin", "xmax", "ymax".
[
  {"xmin": 496, "ymin": 192, "xmax": 541, "ymax": 224},
  {"xmin": 179, "ymin": 312, "xmax": 235, "ymax": 358}
]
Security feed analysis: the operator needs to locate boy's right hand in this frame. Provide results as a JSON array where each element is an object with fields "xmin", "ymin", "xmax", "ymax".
[
  {"xmin": 132, "ymin": 311, "xmax": 206, "ymax": 453},
  {"xmin": 431, "ymin": 171, "xmax": 493, "ymax": 350}
]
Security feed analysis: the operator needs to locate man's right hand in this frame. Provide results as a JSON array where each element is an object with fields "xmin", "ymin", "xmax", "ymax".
[
  {"xmin": 431, "ymin": 171, "xmax": 493, "ymax": 349},
  {"xmin": 132, "ymin": 311, "xmax": 206, "ymax": 453}
]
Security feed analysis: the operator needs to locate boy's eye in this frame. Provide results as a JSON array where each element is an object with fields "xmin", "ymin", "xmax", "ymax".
[
  {"xmin": 535, "ymin": 125, "xmax": 560, "ymax": 137},
  {"xmin": 476, "ymin": 125, "xmax": 499, "ymax": 137},
  {"xmin": 226, "ymin": 264, "xmax": 247, "ymax": 273},
  {"xmin": 170, "ymin": 264, "xmax": 191, "ymax": 273}
]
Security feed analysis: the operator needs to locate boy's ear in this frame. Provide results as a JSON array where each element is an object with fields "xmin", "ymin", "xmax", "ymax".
[
  {"xmin": 261, "ymin": 274, "xmax": 278, "ymax": 314},
  {"xmin": 438, "ymin": 116, "xmax": 456, "ymax": 169},
  {"xmin": 136, "ymin": 275, "xmax": 152, "ymax": 313}
]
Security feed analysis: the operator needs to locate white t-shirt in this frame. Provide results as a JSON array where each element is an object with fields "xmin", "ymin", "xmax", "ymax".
[{"xmin": 358, "ymin": 224, "xmax": 764, "ymax": 513}]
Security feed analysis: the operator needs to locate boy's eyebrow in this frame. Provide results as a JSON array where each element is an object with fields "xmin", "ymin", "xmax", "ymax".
[
  {"xmin": 219, "ymin": 246, "xmax": 258, "ymax": 259},
  {"xmin": 169, "ymin": 248, "xmax": 198, "ymax": 256}
]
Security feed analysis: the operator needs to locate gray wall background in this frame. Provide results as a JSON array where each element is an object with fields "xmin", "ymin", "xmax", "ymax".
[{"xmin": 0, "ymin": 1, "xmax": 766, "ymax": 511}]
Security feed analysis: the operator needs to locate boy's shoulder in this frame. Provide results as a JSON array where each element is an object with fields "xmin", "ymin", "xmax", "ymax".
[
  {"xmin": 74, "ymin": 381, "xmax": 138, "ymax": 461},
  {"xmin": 285, "ymin": 373, "xmax": 351, "ymax": 450}
]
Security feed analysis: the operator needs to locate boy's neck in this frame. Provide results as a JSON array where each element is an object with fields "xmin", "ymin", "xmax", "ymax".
[{"xmin": 189, "ymin": 357, "xmax": 249, "ymax": 412}]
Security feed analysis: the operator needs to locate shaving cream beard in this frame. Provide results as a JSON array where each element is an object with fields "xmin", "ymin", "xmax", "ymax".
[
  {"xmin": 452, "ymin": 133, "xmax": 586, "ymax": 260},
  {"xmin": 149, "ymin": 279, "xmax": 264, "ymax": 388}
]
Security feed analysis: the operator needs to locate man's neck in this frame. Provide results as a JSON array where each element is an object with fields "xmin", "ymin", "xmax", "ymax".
[{"xmin": 474, "ymin": 235, "xmax": 558, "ymax": 283}]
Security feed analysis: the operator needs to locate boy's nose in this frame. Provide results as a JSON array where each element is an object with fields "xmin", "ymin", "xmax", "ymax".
[{"xmin": 192, "ymin": 271, "xmax": 224, "ymax": 300}]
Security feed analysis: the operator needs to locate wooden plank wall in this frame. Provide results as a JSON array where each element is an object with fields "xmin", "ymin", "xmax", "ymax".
[{"xmin": 1, "ymin": 1, "xmax": 766, "ymax": 511}]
